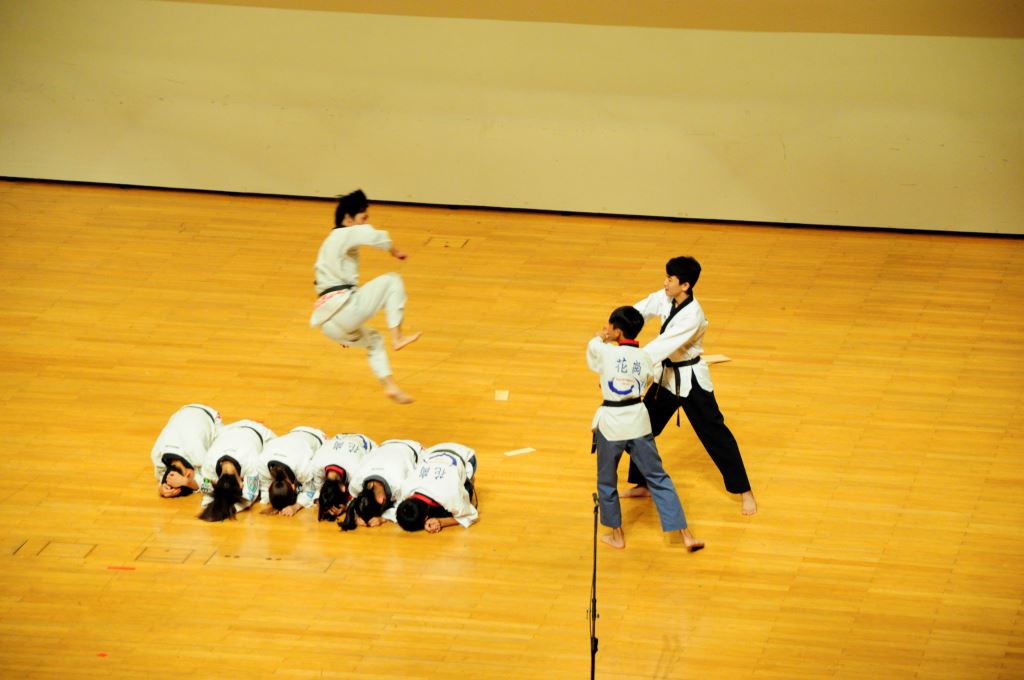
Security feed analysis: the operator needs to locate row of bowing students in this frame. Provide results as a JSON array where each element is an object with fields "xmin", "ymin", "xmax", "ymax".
[{"xmin": 150, "ymin": 404, "xmax": 479, "ymax": 533}]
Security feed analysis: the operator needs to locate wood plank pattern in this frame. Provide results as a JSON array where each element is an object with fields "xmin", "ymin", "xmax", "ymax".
[{"xmin": 0, "ymin": 179, "xmax": 1021, "ymax": 679}]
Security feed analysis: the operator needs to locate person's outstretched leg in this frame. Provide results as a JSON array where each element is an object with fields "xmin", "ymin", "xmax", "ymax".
[{"xmin": 679, "ymin": 375, "xmax": 756, "ymax": 516}]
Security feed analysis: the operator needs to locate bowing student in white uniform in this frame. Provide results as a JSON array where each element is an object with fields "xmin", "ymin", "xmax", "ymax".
[
  {"xmin": 309, "ymin": 189, "xmax": 421, "ymax": 405},
  {"xmin": 340, "ymin": 438, "xmax": 421, "ymax": 530},
  {"xmin": 309, "ymin": 433, "xmax": 376, "ymax": 522},
  {"xmin": 257, "ymin": 426, "xmax": 325, "ymax": 517},
  {"xmin": 197, "ymin": 420, "xmax": 276, "ymax": 522},
  {"xmin": 150, "ymin": 403, "xmax": 221, "ymax": 498},
  {"xmin": 393, "ymin": 442, "xmax": 479, "ymax": 534}
]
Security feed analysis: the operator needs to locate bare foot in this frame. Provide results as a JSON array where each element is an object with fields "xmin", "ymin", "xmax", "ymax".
[
  {"xmin": 601, "ymin": 528, "xmax": 625, "ymax": 549},
  {"xmin": 392, "ymin": 332, "xmax": 422, "ymax": 351},
  {"xmin": 384, "ymin": 386, "xmax": 414, "ymax": 404},
  {"xmin": 621, "ymin": 485, "xmax": 651, "ymax": 498},
  {"xmin": 681, "ymin": 528, "xmax": 704, "ymax": 553},
  {"xmin": 382, "ymin": 376, "xmax": 414, "ymax": 404},
  {"xmin": 741, "ymin": 491, "xmax": 758, "ymax": 516}
]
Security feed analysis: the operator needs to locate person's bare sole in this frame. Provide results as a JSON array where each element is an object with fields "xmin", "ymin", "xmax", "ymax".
[
  {"xmin": 741, "ymin": 491, "xmax": 758, "ymax": 516},
  {"xmin": 601, "ymin": 534, "xmax": 625, "ymax": 550},
  {"xmin": 621, "ymin": 485, "xmax": 651, "ymax": 498},
  {"xmin": 392, "ymin": 332, "xmax": 422, "ymax": 351}
]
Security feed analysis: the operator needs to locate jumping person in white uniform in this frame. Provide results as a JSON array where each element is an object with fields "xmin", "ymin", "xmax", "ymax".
[
  {"xmin": 197, "ymin": 420, "xmax": 276, "ymax": 522},
  {"xmin": 393, "ymin": 442, "xmax": 479, "ymax": 534},
  {"xmin": 310, "ymin": 189, "xmax": 421, "ymax": 404},
  {"xmin": 309, "ymin": 433, "xmax": 376, "ymax": 522},
  {"xmin": 257, "ymin": 426, "xmax": 325, "ymax": 517},
  {"xmin": 340, "ymin": 438, "xmax": 421, "ymax": 530},
  {"xmin": 588, "ymin": 307, "xmax": 703, "ymax": 551},
  {"xmin": 150, "ymin": 403, "xmax": 221, "ymax": 498}
]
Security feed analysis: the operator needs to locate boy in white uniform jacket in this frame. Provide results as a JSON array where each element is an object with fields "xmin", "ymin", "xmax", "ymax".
[
  {"xmin": 393, "ymin": 443, "xmax": 479, "ymax": 533},
  {"xmin": 309, "ymin": 433, "xmax": 376, "ymax": 521},
  {"xmin": 340, "ymin": 439, "xmax": 421, "ymax": 530},
  {"xmin": 309, "ymin": 189, "xmax": 421, "ymax": 404},
  {"xmin": 257, "ymin": 426, "xmax": 325, "ymax": 516},
  {"xmin": 588, "ymin": 307, "xmax": 703, "ymax": 552},
  {"xmin": 197, "ymin": 420, "xmax": 276, "ymax": 522},
  {"xmin": 150, "ymin": 403, "xmax": 221, "ymax": 498}
]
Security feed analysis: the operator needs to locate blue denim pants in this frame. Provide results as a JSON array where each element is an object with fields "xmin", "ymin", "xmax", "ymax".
[{"xmin": 594, "ymin": 429, "xmax": 688, "ymax": 532}]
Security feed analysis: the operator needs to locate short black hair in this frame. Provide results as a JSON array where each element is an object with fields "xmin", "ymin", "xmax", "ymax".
[
  {"xmin": 334, "ymin": 189, "xmax": 368, "ymax": 227},
  {"xmin": 666, "ymin": 256, "xmax": 701, "ymax": 292},
  {"xmin": 396, "ymin": 498, "xmax": 428, "ymax": 532},
  {"xmin": 608, "ymin": 306, "xmax": 644, "ymax": 340}
]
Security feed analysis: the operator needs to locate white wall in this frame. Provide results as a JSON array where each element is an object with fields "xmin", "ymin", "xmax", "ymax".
[{"xmin": 1, "ymin": 0, "xmax": 1022, "ymax": 233}]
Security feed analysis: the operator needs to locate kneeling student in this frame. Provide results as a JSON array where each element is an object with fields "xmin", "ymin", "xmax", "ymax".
[
  {"xmin": 394, "ymin": 442, "xmax": 478, "ymax": 534},
  {"xmin": 198, "ymin": 420, "xmax": 276, "ymax": 522},
  {"xmin": 340, "ymin": 438, "xmax": 420, "ymax": 530},
  {"xmin": 151, "ymin": 403, "xmax": 222, "ymax": 498},
  {"xmin": 310, "ymin": 433, "xmax": 376, "ymax": 521},
  {"xmin": 257, "ymin": 426, "xmax": 325, "ymax": 516}
]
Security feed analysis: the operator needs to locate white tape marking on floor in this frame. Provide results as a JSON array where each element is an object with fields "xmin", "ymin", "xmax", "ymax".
[{"xmin": 503, "ymin": 447, "xmax": 536, "ymax": 457}]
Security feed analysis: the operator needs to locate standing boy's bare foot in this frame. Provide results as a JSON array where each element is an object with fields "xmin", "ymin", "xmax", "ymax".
[
  {"xmin": 681, "ymin": 528, "xmax": 705, "ymax": 553},
  {"xmin": 741, "ymin": 491, "xmax": 758, "ymax": 516},
  {"xmin": 601, "ymin": 528, "xmax": 625, "ymax": 549},
  {"xmin": 621, "ymin": 485, "xmax": 651, "ymax": 498},
  {"xmin": 392, "ymin": 331, "xmax": 422, "ymax": 351}
]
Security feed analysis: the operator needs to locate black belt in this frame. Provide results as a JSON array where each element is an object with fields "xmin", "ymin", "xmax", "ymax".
[
  {"xmin": 428, "ymin": 448, "xmax": 465, "ymax": 466},
  {"xmin": 298, "ymin": 429, "xmax": 325, "ymax": 447},
  {"xmin": 240, "ymin": 425, "xmax": 264, "ymax": 446},
  {"xmin": 317, "ymin": 284, "xmax": 355, "ymax": 296},
  {"xmin": 185, "ymin": 404, "xmax": 218, "ymax": 426},
  {"xmin": 592, "ymin": 397, "xmax": 645, "ymax": 453},
  {"xmin": 659, "ymin": 356, "xmax": 702, "ymax": 426},
  {"xmin": 601, "ymin": 397, "xmax": 642, "ymax": 407},
  {"xmin": 394, "ymin": 441, "xmax": 420, "ymax": 463}
]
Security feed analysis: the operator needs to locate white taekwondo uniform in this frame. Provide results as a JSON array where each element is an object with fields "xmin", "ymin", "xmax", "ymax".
[
  {"xmin": 310, "ymin": 224, "xmax": 408, "ymax": 379},
  {"xmin": 586, "ymin": 336, "xmax": 655, "ymax": 441},
  {"xmin": 150, "ymin": 403, "xmax": 222, "ymax": 482},
  {"xmin": 389, "ymin": 442, "xmax": 479, "ymax": 527},
  {"xmin": 257, "ymin": 426, "xmax": 325, "ymax": 509},
  {"xmin": 633, "ymin": 290, "xmax": 712, "ymax": 397},
  {"xmin": 348, "ymin": 439, "xmax": 421, "ymax": 503},
  {"xmin": 631, "ymin": 290, "xmax": 753, "ymax": 495},
  {"xmin": 198, "ymin": 420, "xmax": 276, "ymax": 512},
  {"xmin": 308, "ymin": 433, "xmax": 377, "ymax": 502}
]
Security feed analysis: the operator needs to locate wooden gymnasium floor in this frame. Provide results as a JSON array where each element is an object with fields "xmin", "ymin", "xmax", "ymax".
[{"xmin": 0, "ymin": 179, "xmax": 1022, "ymax": 679}]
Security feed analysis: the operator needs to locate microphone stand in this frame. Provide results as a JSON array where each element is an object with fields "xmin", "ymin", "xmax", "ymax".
[{"xmin": 589, "ymin": 492, "xmax": 599, "ymax": 679}]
